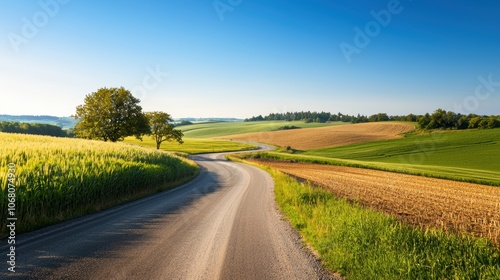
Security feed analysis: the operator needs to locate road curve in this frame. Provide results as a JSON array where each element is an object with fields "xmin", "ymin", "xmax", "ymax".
[{"xmin": 1, "ymin": 144, "xmax": 327, "ymax": 279}]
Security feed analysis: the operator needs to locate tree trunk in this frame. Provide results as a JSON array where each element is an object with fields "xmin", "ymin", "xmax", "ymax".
[{"xmin": 156, "ymin": 142, "xmax": 161, "ymax": 150}]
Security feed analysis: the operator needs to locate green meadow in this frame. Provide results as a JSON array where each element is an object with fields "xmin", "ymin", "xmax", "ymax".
[
  {"xmin": 178, "ymin": 121, "xmax": 345, "ymax": 138},
  {"xmin": 302, "ymin": 129, "xmax": 500, "ymax": 172},
  {"xmin": 242, "ymin": 151, "xmax": 500, "ymax": 186},
  {"xmin": 124, "ymin": 137, "xmax": 257, "ymax": 154},
  {"xmin": 246, "ymin": 129, "xmax": 500, "ymax": 186},
  {"xmin": 128, "ymin": 121, "xmax": 500, "ymax": 185}
]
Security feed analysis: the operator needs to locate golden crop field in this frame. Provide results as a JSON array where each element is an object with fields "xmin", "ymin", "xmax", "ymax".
[
  {"xmin": 251, "ymin": 159, "xmax": 500, "ymax": 245},
  {"xmin": 221, "ymin": 122, "xmax": 414, "ymax": 150},
  {"xmin": 0, "ymin": 132, "xmax": 198, "ymax": 236}
]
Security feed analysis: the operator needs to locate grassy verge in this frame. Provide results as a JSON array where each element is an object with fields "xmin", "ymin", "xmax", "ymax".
[
  {"xmin": 230, "ymin": 156, "xmax": 500, "ymax": 279},
  {"xmin": 1, "ymin": 133, "xmax": 199, "ymax": 236},
  {"xmin": 124, "ymin": 137, "xmax": 257, "ymax": 154},
  {"xmin": 239, "ymin": 152, "xmax": 500, "ymax": 186}
]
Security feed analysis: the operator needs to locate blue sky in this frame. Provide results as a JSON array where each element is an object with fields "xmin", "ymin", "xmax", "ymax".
[{"xmin": 1, "ymin": 0, "xmax": 499, "ymax": 118}]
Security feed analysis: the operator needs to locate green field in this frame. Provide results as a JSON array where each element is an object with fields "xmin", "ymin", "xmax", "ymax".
[
  {"xmin": 124, "ymin": 137, "xmax": 257, "ymax": 154},
  {"xmin": 303, "ymin": 129, "xmax": 500, "ymax": 172},
  {"xmin": 247, "ymin": 129, "xmax": 500, "ymax": 186},
  {"xmin": 242, "ymin": 152, "xmax": 500, "ymax": 186},
  {"xmin": 0, "ymin": 132, "xmax": 198, "ymax": 236},
  {"xmin": 178, "ymin": 121, "xmax": 346, "ymax": 138}
]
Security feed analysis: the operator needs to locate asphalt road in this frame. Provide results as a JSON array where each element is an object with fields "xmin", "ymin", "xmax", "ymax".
[{"xmin": 1, "ymin": 144, "xmax": 328, "ymax": 279}]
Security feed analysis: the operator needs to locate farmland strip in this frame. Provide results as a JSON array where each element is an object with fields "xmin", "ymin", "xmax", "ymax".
[{"xmin": 251, "ymin": 160, "xmax": 500, "ymax": 245}]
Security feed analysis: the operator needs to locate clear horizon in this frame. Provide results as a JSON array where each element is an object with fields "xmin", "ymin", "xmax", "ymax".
[{"xmin": 1, "ymin": 1, "xmax": 499, "ymax": 119}]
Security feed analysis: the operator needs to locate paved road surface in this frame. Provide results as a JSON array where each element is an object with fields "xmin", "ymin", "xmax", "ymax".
[{"xmin": 1, "ymin": 145, "xmax": 328, "ymax": 279}]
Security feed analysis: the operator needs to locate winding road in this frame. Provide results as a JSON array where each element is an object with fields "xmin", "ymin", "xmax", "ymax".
[{"xmin": 1, "ymin": 144, "xmax": 328, "ymax": 279}]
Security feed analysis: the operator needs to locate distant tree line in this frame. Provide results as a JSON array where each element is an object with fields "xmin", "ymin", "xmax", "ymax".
[
  {"xmin": 245, "ymin": 109, "xmax": 500, "ymax": 130},
  {"xmin": 245, "ymin": 111, "xmax": 417, "ymax": 124},
  {"xmin": 175, "ymin": 120, "xmax": 193, "ymax": 126},
  {"xmin": 416, "ymin": 109, "xmax": 500, "ymax": 130},
  {"xmin": 0, "ymin": 114, "xmax": 78, "ymax": 129},
  {"xmin": 0, "ymin": 121, "xmax": 72, "ymax": 137}
]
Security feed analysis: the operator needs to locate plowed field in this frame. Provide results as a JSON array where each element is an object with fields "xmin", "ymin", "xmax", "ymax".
[
  {"xmin": 222, "ymin": 122, "xmax": 414, "ymax": 150},
  {"xmin": 251, "ymin": 160, "xmax": 500, "ymax": 245}
]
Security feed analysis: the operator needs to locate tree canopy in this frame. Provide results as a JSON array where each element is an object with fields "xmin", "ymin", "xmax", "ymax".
[
  {"xmin": 146, "ymin": 111, "xmax": 183, "ymax": 150},
  {"xmin": 244, "ymin": 109, "xmax": 500, "ymax": 130},
  {"xmin": 244, "ymin": 111, "xmax": 411, "ymax": 124},
  {"xmin": 74, "ymin": 87, "xmax": 150, "ymax": 142},
  {"xmin": 417, "ymin": 109, "xmax": 500, "ymax": 130}
]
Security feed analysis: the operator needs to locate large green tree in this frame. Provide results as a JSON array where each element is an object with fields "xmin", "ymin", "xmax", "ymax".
[
  {"xmin": 74, "ymin": 87, "xmax": 150, "ymax": 142},
  {"xmin": 146, "ymin": 111, "xmax": 183, "ymax": 149}
]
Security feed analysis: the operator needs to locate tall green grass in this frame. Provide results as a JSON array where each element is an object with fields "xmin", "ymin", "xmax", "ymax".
[
  {"xmin": 0, "ymin": 132, "xmax": 198, "ymax": 236},
  {"xmin": 267, "ymin": 166, "xmax": 500, "ymax": 279}
]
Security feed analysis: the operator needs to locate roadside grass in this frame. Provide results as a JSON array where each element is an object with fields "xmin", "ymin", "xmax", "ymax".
[
  {"xmin": 232, "ymin": 157, "xmax": 500, "ymax": 279},
  {"xmin": 179, "ymin": 121, "xmax": 346, "ymax": 138},
  {"xmin": 302, "ymin": 129, "xmax": 500, "ymax": 172},
  {"xmin": 124, "ymin": 137, "xmax": 257, "ymax": 154},
  {"xmin": 0, "ymin": 133, "xmax": 199, "ymax": 236}
]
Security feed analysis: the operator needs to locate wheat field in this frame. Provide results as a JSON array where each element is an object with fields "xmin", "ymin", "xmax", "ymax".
[
  {"xmin": 0, "ymin": 132, "xmax": 198, "ymax": 236},
  {"xmin": 251, "ymin": 159, "xmax": 500, "ymax": 245}
]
